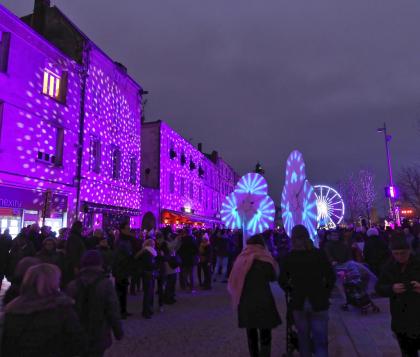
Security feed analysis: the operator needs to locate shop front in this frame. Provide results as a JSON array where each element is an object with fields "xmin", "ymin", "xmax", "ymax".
[
  {"xmin": 81, "ymin": 201, "xmax": 142, "ymax": 231},
  {"xmin": 0, "ymin": 185, "xmax": 68, "ymax": 237},
  {"xmin": 161, "ymin": 209, "xmax": 221, "ymax": 229}
]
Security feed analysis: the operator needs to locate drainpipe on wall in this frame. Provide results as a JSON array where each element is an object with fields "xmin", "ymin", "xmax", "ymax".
[{"xmin": 74, "ymin": 41, "xmax": 91, "ymax": 220}]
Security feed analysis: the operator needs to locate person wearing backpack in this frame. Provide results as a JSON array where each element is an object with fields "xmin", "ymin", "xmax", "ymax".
[{"xmin": 67, "ymin": 250, "xmax": 124, "ymax": 357}]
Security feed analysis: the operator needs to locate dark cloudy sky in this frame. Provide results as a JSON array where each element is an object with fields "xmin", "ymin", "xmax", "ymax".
[{"xmin": 2, "ymin": 0, "xmax": 420, "ymax": 211}]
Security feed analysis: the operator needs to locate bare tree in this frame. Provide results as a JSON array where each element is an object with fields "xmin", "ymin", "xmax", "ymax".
[
  {"xmin": 339, "ymin": 169, "xmax": 376, "ymax": 222},
  {"xmin": 398, "ymin": 166, "xmax": 420, "ymax": 212},
  {"xmin": 357, "ymin": 169, "xmax": 376, "ymax": 220}
]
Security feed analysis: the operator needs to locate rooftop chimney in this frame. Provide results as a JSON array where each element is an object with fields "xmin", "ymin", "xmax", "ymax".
[
  {"xmin": 31, "ymin": 0, "xmax": 50, "ymax": 35},
  {"xmin": 210, "ymin": 150, "xmax": 219, "ymax": 163},
  {"xmin": 198, "ymin": 143, "xmax": 203, "ymax": 152}
]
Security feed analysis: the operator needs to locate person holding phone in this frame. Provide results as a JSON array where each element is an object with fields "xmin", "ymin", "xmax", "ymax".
[{"xmin": 376, "ymin": 232, "xmax": 420, "ymax": 357}]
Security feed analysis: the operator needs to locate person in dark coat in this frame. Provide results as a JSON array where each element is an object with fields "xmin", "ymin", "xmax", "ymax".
[
  {"xmin": 0, "ymin": 228, "xmax": 12, "ymax": 289},
  {"xmin": 3, "ymin": 256, "xmax": 41, "ymax": 305},
  {"xmin": 6, "ymin": 231, "xmax": 36, "ymax": 281},
  {"xmin": 279, "ymin": 225, "xmax": 336, "ymax": 357},
  {"xmin": 112, "ymin": 221, "xmax": 134, "ymax": 319},
  {"xmin": 364, "ymin": 227, "xmax": 390, "ymax": 276},
  {"xmin": 376, "ymin": 233, "xmax": 420, "ymax": 356},
  {"xmin": 228, "ymin": 234, "xmax": 281, "ymax": 357},
  {"xmin": 198, "ymin": 234, "xmax": 213, "ymax": 290},
  {"xmin": 178, "ymin": 230, "xmax": 199, "ymax": 291},
  {"xmin": 213, "ymin": 230, "xmax": 230, "ymax": 282},
  {"xmin": 28, "ymin": 223, "xmax": 42, "ymax": 252},
  {"xmin": 36, "ymin": 237, "xmax": 65, "ymax": 272},
  {"xmin": 97, "ymin": 237, "xmax": 114, "ymax": 277},
  {"xmin": 65, "ymin": 221, "xmax": 86, "ymax": 284},
  {"xmin": 136, "ymin": 239, "xmax": 158, "ymax": 319},
  {"xmin": 1, "ymin": 263, "xmax": 87, "ymax": 357},
  {"xmin": 67, "ymin": 250, "xmax": 124, "ymax": 357},
  {"xmin": 323, "ymin": 230, "xmax": 350, "ymax": 266}
]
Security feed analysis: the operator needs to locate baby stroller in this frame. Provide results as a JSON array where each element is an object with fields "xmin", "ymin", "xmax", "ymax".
[
  {"xmin": 335, "ymin": 260, "xmax": 380, "ymax": 315},
  {"xmin": 283, "ymin": 290, "xmax": 299, "ymax": 357}
]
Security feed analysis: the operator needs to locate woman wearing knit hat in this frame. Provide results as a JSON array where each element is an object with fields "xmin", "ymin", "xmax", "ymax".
[{"xmin": 376, "ymin": 232, "xmax": 420, "ymax": 356}]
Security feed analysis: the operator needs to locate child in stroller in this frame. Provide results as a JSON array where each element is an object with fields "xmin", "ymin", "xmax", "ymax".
[{"xmin": 335, "ymin": 259, "xmax": 380, "ymax": 314}]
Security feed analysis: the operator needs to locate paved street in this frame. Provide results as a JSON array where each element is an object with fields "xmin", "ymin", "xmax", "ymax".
[{"xmin": 106, "ymin": 282, "xmax": 401, "ymax": 357}]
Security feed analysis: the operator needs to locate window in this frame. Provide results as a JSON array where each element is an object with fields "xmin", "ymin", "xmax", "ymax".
[
  {"xmin": 130, "ymin": 157, "xmax": 137, "ymax": 185},
  {"xmin": 112, "ymin": 147, "xmax": 121, "ymax": 179},
  {"xmin": 169, "ymin": 173, "xmax": 175, "ymax": 194},
  {"xmin": 189, "ymin": 182, "xmax": 193, "ymax": 199},
  {"xmin": 180, "ymin": 178, "xmax": 185, "ymax": 196},
  {"xmin": 199, "ymin": 187, "xmax": 202, "ymax": 203},
  {"xmin": 54, "ymin": 127, "xmax": 64, "ymax": 166},
  {"xmin": 90, "ymin": 138, "xmax": 101, "ymax": 173},
  {"xmin": 0, "ymin": 32, "xmax": 10, "ymax": 73},
  {"xmin": 42, "ymin": 69, "xmax": 68, "ymax": 103}
]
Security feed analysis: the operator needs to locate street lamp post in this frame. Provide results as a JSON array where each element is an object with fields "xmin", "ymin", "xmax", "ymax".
[{"xmin": 377, "ymin": 123, "xmax": 399, "ymax": 224}]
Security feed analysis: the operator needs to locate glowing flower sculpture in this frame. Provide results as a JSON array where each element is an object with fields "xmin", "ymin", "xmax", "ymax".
[
  {"xmin": 281, "ymin": 150, "xmax": 318, "ymax": 242},
  {"xmin": 221, "ymin": 173, "xmax": 275, "ymax": 246}
]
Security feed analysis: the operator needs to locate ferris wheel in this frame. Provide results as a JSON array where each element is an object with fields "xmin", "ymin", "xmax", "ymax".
[{"xmin": 314, "ymin": 185, "xmax": 345, "ymax": 229}]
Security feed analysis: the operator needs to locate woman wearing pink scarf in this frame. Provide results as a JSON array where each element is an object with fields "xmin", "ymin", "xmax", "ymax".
[{"xmin": 228, "ymin": 234, "xmax": 281, "ymax": 357}]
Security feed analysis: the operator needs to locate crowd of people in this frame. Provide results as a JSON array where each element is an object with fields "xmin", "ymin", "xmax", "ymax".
[{"xmin": 0, "ymin": 219, "xmax": 419, "ymax": 356}]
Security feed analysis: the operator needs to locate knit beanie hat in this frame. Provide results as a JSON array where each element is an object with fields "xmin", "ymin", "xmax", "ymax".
[
  {"xmin": 390, "ymin": 236, "xmax": 410, "ymax": 251},
  {"xmin": 367, "ymin": 227, "xmax": 379, "ymax": 237},
  {"xmin": 80, "ymin": 250, "xmax": 103, "ymax": 268}
]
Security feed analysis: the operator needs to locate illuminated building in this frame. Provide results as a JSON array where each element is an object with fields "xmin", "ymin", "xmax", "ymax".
[
  {"xmin": 141, "ymin": 121, "xmax": 238, "ymax": 228},
  {"xmin": 0, "ymin": 4, "xmax": 81, "ymax": 236},
  {"xmin": 0, "ymin": 1, "xmax": 144, "ymax": 234}
]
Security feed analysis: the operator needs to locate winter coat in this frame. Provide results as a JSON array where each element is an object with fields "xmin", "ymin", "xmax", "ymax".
[
  {"xmin": 199, "ymin": 244, "xmax": 212, "ymax": 264},
  {"xmin": 0, "ymin": 234, "xmax": 12, "ymax": 275},
  {"xmin": 375, "ymin": 256, "xmax": 420, "ymax": 334},
  {"xmin": 6, "ymin": 238, "xmax": 36, "ymax": 280},
  {"xmin": 36, "ymin": 249, "xmax": 65, "ymax": 272},
  {"xmin": 66, "ymin": 231, "xmax": 86, "ymax": 275},
  {"xmin": 279, "ymin": 249, "xmax": 336, "ymax": 312},
  {"xmin": 324, "ymin": 240, "xmax": 350, "ymax": 264},
  {"xmin": 213, "ymin": 236, "xmax": 230, "ymax": 257},
  {"xmin": 178, "ymin": 236, "xmax": 199, "ymax": 267},
  {"xmin": 112, "ymin": 235, "xmax": 133, "ymax": 281},
  {"xmin": 238, "ymin": 260, "xmax": 281, "ymax": 329},
  {"xmin": 98, "ymin": 247, "xmax": 114, "ymax": 276},
  {"xmin": 66, "ymin": 267, "xmax": 123, "ymax": 354},
  {"xmin": 363, "ymin": 236, "xmax": 390, "ymax": 275},
  {"xmin": 1, "ymin": 293, "xmax": 87, "ymax": 357},
  {"xmin": 137, "ymin": 249, "xmax": 157, "ymax": 275}
]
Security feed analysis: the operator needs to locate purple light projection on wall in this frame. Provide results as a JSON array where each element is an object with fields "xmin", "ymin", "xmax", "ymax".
[
  {"xmin": 0, "ymin": 5, "xmax": 82, "ymax": 232},
  {"xmin": 79, "ymin": 51, "xmax": 143, "ymax": 217}
]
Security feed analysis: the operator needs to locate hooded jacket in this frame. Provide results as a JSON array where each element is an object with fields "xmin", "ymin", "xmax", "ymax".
[{"xmin": 66, "ymin": 267, "xmax": 123, "ymax": 353}]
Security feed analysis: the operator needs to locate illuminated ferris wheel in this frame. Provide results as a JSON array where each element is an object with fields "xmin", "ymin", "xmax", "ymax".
[{"xmin": 314, "ymin": 185, "xmax": 345, "ymax": 229}]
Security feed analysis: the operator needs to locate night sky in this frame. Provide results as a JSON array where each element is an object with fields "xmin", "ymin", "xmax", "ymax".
[{"xmin": 2, "ymin": 0, "xmax": 420, "ymax": 211}]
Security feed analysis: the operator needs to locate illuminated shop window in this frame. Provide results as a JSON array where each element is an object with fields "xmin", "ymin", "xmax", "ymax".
[
  {"xmin": 169, "ymin": 173, "xmax": 175, "ymax": 193},
  {"xmin": 130, "ymin": 157, "xmax": 137, "ymax": 185},
  {"xmin": 0, "ymin": 32, "xmax": 11, "ymax": 73},
  {"xmin": 42, "ymin": 69, "xmax": 68, "ymax": 103},
  {"xmin": 112, "ymin": 147, "xmax": 121, "ymax": 179},
  {"xmin": 90, "ymin": 138, "xmax": 101, "ymax": 173}
]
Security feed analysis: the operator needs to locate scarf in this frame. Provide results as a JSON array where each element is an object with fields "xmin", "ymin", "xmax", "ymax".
[{"xmin": 227, "ymin": 244, "xmax": 279, "ymax": 307}]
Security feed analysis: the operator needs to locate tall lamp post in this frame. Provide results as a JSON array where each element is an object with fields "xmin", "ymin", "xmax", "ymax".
[{"xmin": 377, "ymin": 123, "xmax": 399, "ymax": 224}]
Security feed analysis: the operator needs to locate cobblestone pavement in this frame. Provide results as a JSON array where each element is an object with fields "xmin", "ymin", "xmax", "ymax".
[{"xmin": 106, "ymin": 282, "xmax": 401, "ymax": 357}]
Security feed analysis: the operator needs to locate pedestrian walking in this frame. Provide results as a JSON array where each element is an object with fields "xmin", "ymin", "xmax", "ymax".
[
  {"xmin": 279, "ymin": 225, "xmax": 336, "ymax": 357},
  {"xmin": 67, "ymin": 250, "xmax": 124, "ymax": 357},
  {"xmin": 228, "ymin": 234, "xmax": 281, "ymax": 357}
]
